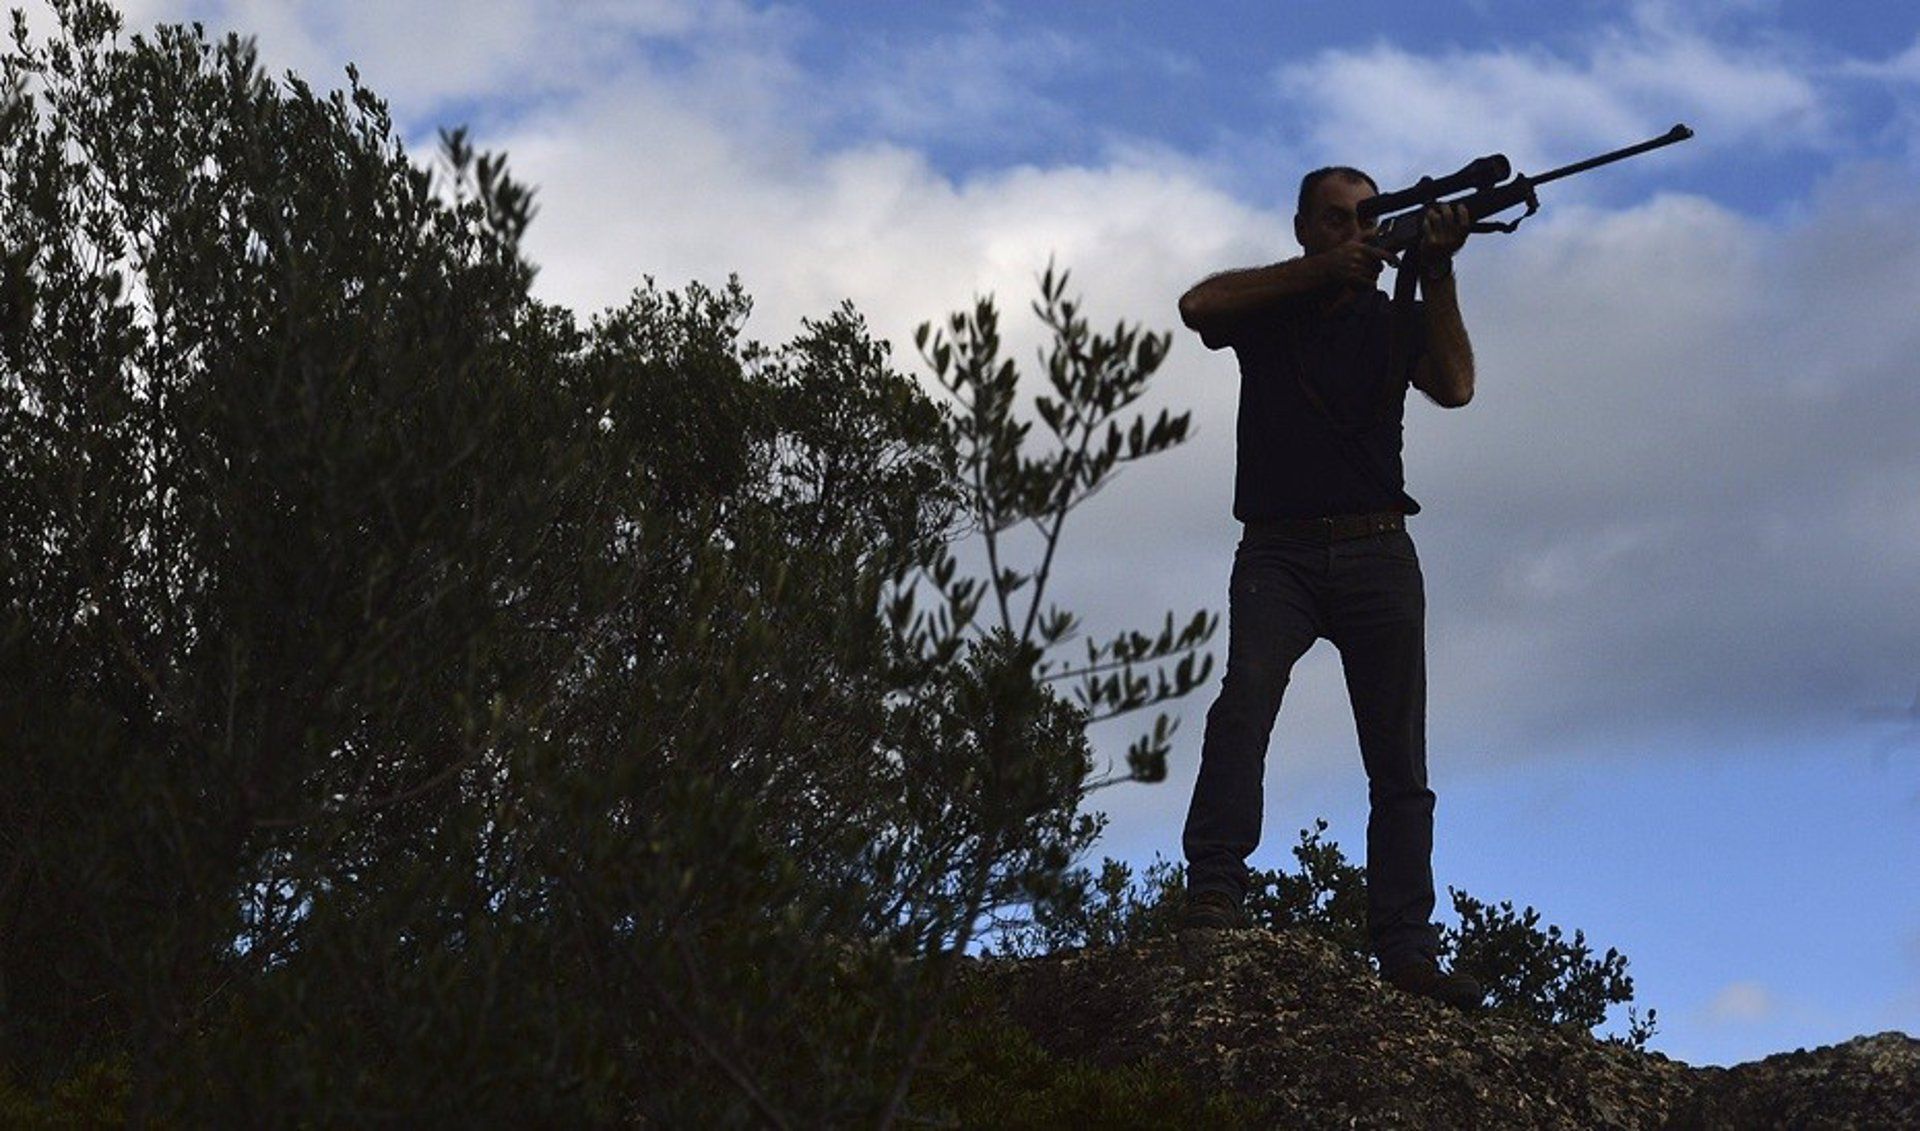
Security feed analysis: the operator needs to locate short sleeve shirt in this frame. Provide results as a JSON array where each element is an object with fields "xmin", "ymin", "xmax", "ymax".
[{"xmin": 1204, "ymin": 287, "xmax": 1425, "ymax": 521}]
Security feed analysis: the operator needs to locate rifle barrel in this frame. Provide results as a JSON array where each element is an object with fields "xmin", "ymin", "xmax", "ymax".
[{"xmin": 1528, "ymin": 124, "xmax": 1693, "ymax": 189}]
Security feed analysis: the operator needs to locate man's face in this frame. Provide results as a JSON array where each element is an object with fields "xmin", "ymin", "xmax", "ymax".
[{"xmin": 1294, "ymin": 175, "xmax": 1378, "ymax": 257}]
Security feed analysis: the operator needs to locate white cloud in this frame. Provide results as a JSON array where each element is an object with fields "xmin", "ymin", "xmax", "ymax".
[
  {"xmin": 89, "ymin": 0, "xmax": 808, "ymax": 128},
  {"xmin": 839, "ymin": 16, "xmax": 1088, "ymax": 150},
  {"xmin": 495, "ymin": 86, "xmax": 1256, "ymax": 352},
  {"xmin": 1275, "ymin": 44, "xmax": 1649, "ymax": 178},
  {"xmin": 1842, "ymin": 34, "xmax": 1920, "ymax": 84},
  {"xmin": 1497, "ymin": 519, "xmax": 1675, "ymax": 602},
  {"xmin": 1270, "ymin": 8, "xmax": 1825, "ymax": 190},
  {"xmin": 1707, "ymin": 981, "xmax": 1777, "ymax": 1024}
]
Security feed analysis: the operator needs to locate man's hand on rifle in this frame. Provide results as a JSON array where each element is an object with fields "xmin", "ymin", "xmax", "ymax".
[
  {"xmin": 1420, "ymin": 203, "xmax": 1472, "ymax": 260},
  {"xmin": 1318, "ymin": 241, "xmax": 1399, "ymax": 290}
]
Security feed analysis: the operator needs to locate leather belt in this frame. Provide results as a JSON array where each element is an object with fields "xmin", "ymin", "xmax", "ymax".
[{"xmin": 1245, "ymin": 512, "xmax": 1405, "ymax": 543}]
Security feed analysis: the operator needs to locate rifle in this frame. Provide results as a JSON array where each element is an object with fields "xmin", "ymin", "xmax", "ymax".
[
  {"xmin": 1327, "ymin": 125, "xmax": 1693, "ymax": 448},
  {"xmin": 1361, "ymin": 123, "xmax": 1695, "ymax": 255}
]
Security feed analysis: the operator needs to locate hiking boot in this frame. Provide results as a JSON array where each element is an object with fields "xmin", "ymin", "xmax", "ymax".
[
  {"xmin": 1382, "ymin": 958, "xmax": 1485, "ymax": 1011},
  {"xmin": 1180, "ymin": 889, "xmax": 1249, "ymax": 931}
]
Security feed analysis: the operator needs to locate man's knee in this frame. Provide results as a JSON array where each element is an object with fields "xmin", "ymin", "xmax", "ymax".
[{"xmin": 1215, "ymin": 655, "xmax": 1290, "ymax": 712}]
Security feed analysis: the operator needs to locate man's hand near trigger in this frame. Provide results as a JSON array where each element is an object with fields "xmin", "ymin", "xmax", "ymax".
[{"xmin": 1319, "ymin": 241, "xmax": 1399, "ymax": 291}]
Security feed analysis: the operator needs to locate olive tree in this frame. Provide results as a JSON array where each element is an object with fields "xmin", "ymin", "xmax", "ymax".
[{"xmin": 2, "ymin": 3, "xmax": 1215, "ymax": 1124}]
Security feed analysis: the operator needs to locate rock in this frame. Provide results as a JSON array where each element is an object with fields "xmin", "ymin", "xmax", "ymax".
[
  {"xmin": 957, "ymin": 928, "xmax": 1918, "ymax": 1129},
  {"xmin": 1676, "ymin": 1031, "xmax": 1920, "ymax": 1130}
]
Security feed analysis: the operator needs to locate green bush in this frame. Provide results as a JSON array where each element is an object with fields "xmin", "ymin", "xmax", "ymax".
[{"xmin": 1449, "ymin": 891, "xmax": 1658, "ymax": 1049}]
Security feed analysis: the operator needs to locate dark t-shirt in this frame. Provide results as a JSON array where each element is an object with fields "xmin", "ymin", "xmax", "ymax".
[{"xmin": 1203, "ymin": 287, "xmax": 1425, "ymax": 521}]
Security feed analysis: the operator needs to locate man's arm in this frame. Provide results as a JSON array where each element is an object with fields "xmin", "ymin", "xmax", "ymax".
[
  {"xmin": 1412, "ymin": 270, "xmax": 1474, "ymax": 407},
  {"xmin": 1410, "ymin": 205, "xmax": 1475, "ymax": 408},
  {"xmin": 1178, "ymin": 243, "xmax": 1396, "ymax": 346}
]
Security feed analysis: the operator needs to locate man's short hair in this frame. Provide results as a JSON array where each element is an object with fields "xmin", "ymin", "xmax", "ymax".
[{"xmin": 1297, "ymin": 166, "xmax": 1378, "ymax": 218}]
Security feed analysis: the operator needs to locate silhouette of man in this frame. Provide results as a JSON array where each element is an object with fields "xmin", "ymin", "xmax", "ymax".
[{"xmin": 1175, "ymin": 166, "xmax": 1483, "ymax": 1010}]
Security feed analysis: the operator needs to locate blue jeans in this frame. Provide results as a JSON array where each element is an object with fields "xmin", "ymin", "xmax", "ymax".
[{"xmin": 1181, "ymin": 524, "xmax": 1440, "ymax": 970}]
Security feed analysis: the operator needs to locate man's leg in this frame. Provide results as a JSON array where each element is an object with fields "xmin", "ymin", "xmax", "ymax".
[
  {"xmin": 1182, "ymin": 535, "xmax": 1321, "ymax": 904},
  {"xmin": 1326, "ymin": 530, "xmax": 1440, "ymax": 971}
]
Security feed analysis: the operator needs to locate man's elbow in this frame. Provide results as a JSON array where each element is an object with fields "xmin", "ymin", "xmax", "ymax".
[
  {"xmin": 1177, "ymin": 288, "xmax": 1209, "ymax": 333},
  {"xmin": 1416, "ymin": 369, "xmax": 1472, "ymax": 406},
  {"xmin": 1415, "ymin": 361, "xmax": 1474, "ymax": 408}
]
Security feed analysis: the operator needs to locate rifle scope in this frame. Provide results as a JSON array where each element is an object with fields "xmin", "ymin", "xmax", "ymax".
[{"xmin": 1357, "ymin": 154, "xmax": 1510, "ymax": 222}]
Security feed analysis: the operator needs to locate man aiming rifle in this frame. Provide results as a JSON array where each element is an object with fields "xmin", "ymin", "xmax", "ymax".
[
  {"xmin": 1175, "ymin": 165, "xmax": 1482, "ymax": 1010},
  {"xmin": 1172, "ymin": 125, "xmax": 1691, "ymax": 1011}
]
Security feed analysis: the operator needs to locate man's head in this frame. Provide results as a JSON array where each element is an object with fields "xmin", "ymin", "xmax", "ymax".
[{"xmin": 1294, "ymin": 166, "xmax": 1379, "ymax": 256}]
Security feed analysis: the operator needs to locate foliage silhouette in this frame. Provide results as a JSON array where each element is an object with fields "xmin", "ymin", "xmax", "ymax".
[{"xmin": 0, "ymin": 3, "xmax": 1215, "ymax": 1123}]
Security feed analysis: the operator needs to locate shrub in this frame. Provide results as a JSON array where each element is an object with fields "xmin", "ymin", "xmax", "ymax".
[{"xmin": 995, "ymin": 821, "xmax": 1658, "ymax": 1049}]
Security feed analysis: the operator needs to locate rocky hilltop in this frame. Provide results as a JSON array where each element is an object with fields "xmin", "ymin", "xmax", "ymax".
[{"xmin": 958, "ymin": 927, "xmax": 1918, "ymax": 1128}]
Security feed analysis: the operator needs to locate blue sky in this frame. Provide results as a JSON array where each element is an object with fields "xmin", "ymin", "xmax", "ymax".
[{"xmin": 36, "ymin": 0, "xmax": 1920, "ymax": 1068}]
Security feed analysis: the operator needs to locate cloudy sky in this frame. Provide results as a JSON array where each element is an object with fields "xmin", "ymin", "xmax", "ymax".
[{"xmin": 30, "ymin": 0, "xmax": 1920, "ymax": 1067}]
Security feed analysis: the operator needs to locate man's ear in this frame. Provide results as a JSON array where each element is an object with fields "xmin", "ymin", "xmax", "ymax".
[{"xmin": 1293, "ymin": 214, "xmax": 1307, "ymax": 250}]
